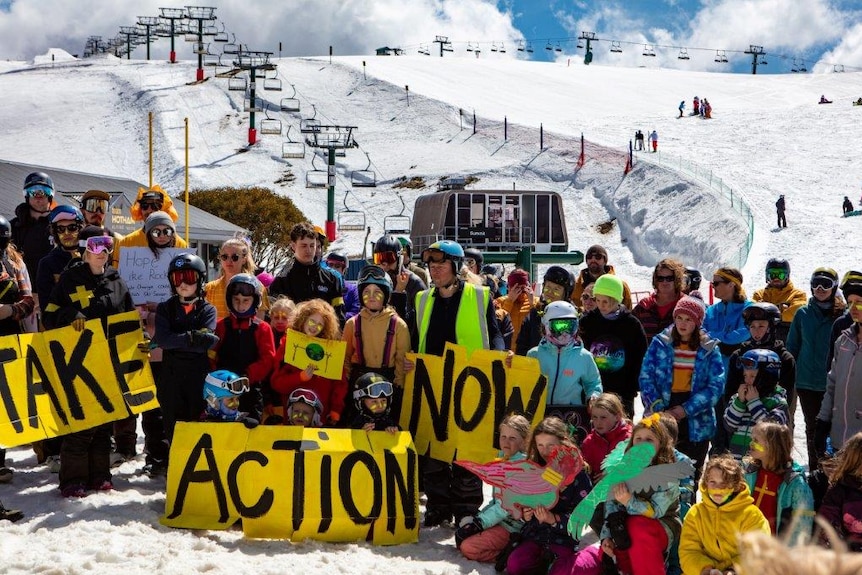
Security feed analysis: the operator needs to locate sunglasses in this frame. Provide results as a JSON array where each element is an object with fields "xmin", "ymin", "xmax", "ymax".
[
  {"xmin": 288, "ymin": 388, "xmax": 323, "ymax": 411},
  {"xmin": 54, "ymin": 223, "xmax": 81, "ymax": 234},
  {"xmin": 220, "ymin": 253, "xmax": 242, "ymax": 262},
  {"xmin": 421, "ymin": 249, "xmax": 449, "ymax": 264},
  {"xmin": 353, "ymin": 381, "xmax": 394, "ymax": 400},
  {"xmin": 25, "ymin": 185, "xmax": 53, "ymax": 199},
  {"xmin": 711, "ymin": 279, "xmax": 729, "ymax": 287},
  {"xmin": 150, "ymin": 227, "xmax": 175, "ymax": 239},
  {"xmin": 547, "ymin": 318, "xmax": 577, "ymax": 337},
  {"xmin": 83, "ymin": 198, "xmax": 108, "ymax": 213},
  {"xmin": 139, "ymin": 201, "xmax": 163, "ymax": 211},
  {"xmin": 586, "ymin": 253, "xmax": 604, "ymax": 261},
  {"xmin": 655, "ymin": 275, "xmax": 675, "ymax": 283},
  {"xmin": 767, "ymin": 269, "xmax": 788, "ymax": 281},
  {"xmin": 581, "ymin": 294, "xmax": 595, "ymax": 302},
  {"xmin": 811, "ymin": 277, "xmax": 836, "ymax": 291},
  {"xmin": 372, "ymin": 251, "xmax": 398, "ymax": 265},
  {"xmin": 170, "ymin": 269, "xmax": 199, "ymax": 287},
  {"xmin": 205, "ymin": 372, "xmax": 249, "ymax": 394},
  {"xmin": 81, "ymin": 236, "xmax": 114, "ymax": 254}
]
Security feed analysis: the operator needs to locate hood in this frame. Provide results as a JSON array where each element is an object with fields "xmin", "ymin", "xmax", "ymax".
[
  {"xmin": 130, "ymin": 184, "xmax": 179, "ymax": 223},
  {"xmin": 697, "ymin": 483, "xmax": 757, "ymax": 512}
]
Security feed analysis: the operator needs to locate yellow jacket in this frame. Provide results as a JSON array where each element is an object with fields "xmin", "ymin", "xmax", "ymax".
[
  {"xmin": 342, "ymin": 307, "xmax": 411, "ymax": 387},
  {"xmin": 496, "ymin": 293, "xmax": 534, "ymax": 352},
  {"xmin": 752, "ymin": 281, "xmax": 808, "ymax": 324},
  {"xmin": 679, "ymin": 485, "xmax": 770, "ymax": 575}
]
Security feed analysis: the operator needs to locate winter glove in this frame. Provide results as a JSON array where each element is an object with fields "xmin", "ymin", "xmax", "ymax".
[
  {"xmin": 71, "ymin": 317, "xmax": 86, "ymax": 332},
  {"xmin": 137, "ymin": 337, "xmax": 154, "ymax": 353},
  {"xmin": 605, "ymin": 510, "xmax": 631, "ymax": 551},
  {"xmin": 188, "ymin": 330, "xmax": 219, "ymax": 349},
  {"xmin": 240, "ymin": 417, "xmax": 259, "ymax": 429},
  {"xmin": 454, "ymin": 516, "xmax": 483, "ymax": 548},
  {"xmin": 814, "ymin": 419, "xmax": 832, "ymax": 460}
]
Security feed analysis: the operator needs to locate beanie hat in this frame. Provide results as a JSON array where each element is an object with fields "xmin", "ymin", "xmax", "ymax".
[
  {"xmin": 81, "ymin": 189, "xmax": 110, "ymax": 202},
  {"xmin": 507, "ymin": 269, "xmax": 530, "ymax": 289},
  {"xmin": 78, "ymin": 225, "xmax": 109, "ymax": 242},
  {"xmin": 673, "ymin": 295, "xmax": 706, "ymax": 327},
  {"xmin": 144, "ymin": 211, "xmax": 175, "ymax": 234},
  {"xmin": 593, "ymin": 275, "xmax": 623, "ymax": 302},
  {"xmin": 586, "ymin": 244, "xmax": 608, "ymax": 261}
]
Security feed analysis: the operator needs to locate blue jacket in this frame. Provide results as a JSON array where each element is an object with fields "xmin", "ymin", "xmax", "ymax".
[
  {"xmin": 640, "ymin": 327, "xmax": 726, "ymax": 442},
  {"xmin": 476, "ymin": 451, "xmax": 527, "ymax": 534},
  {"xmin": 745, "ymin": 461, "xmax": 814, "ymax": 545},
  {"xmin": 702, "ymin": 300, "xmax": 750, "ymax": 368},
  {"xmin": 528, "ymin": 339, "xmax": 602, "ymax": 406},
  {"xmin": 786, "ymin": 297, "xmax": 845, "ymax": 392}
]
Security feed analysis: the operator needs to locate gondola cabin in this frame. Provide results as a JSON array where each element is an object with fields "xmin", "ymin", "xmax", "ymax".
[{"xmin": 411, "ymin": 186, "xmax": 568, "ymax": 255}]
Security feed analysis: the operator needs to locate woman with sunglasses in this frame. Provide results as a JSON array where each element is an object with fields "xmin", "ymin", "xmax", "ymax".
[
  {"xmin": 632, "ymin": 258, "xmax": 685, "ymax": 342},
  {"xmin": 43, "ymin": 226, "xmax": 136, "ymax": 497},
  {"xmin": 205, "ymin": 235, "xmax": 269, "ymax": 321},
  {"xmin": 112, "ymin": 185, "xmax": 187, "ymax": 270}
]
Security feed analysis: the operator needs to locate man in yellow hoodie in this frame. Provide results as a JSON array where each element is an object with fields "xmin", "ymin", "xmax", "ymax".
[{"xmin": 752, "ymin": 258, "xmax": 807, "ymax": 343}]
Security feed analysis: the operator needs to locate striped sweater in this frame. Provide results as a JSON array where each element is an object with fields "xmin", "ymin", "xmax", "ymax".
[{"xmin": 723, "ymin": 386, "xmax": 789, "ymax": 459}]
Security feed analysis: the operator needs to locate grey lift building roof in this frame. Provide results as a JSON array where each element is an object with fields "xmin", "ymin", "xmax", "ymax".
[{"xmin": 1, "ymin": 160, "xmax": 243, "ymax": 242}]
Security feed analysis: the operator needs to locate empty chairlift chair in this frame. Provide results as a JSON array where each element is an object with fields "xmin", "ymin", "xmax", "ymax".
[
  {"xmin": 263, "ymin": 70, "xmax": 282, "ymax": 91},
  {"xmin": 228, "ymin": 75, "xmax": 247, "ymax": 91},
  {"xmin": 281, "ymin": 126, "xmax": 305, "ymax": 159},
  {"xmin": 305, "ymin": 152, "xmax": 328, "ymax": 188},
  {"xmin": 337, "ymin": 191, "xmax": 367, "ymax": 232},
  {"xmin": 383, "ymin": 214, "xmax": 411, "ymax": 235},
  {"xmin": 260, "ymin": 106, "xmax": 282, "ymax": 135},
  {"xmin": 678, "ymin": 48, "xmax": 690, "ymax": 60},
  {"xmin": 223, "ymin": 34, "xmax": 239, "ymax": 55},
  {"xmin": 610, "ymin": 41, "xmax": 622, "ymax": 53},
  {"xmin": 280, "ymin": 84, "xmax": 301, "ymax": 112},
  {"xmin": 350, "ymin": 152, "xmax": 377, "ymax": 188},
  {"xmin": 300, "ymin": 104, "xmax": 320, "ymax": 133}
]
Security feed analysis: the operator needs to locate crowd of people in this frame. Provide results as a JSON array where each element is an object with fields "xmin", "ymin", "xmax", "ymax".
[{"xmin": 2, "ymin": 172, "xmax": 862, "ymax": 573}]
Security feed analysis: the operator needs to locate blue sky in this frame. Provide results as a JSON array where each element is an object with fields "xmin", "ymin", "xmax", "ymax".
[{"xmin": 1, "ymin": 0, "xmax": 861, "ymax": 75}]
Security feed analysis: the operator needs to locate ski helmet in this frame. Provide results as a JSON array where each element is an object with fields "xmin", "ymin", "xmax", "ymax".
[
  {"xmin": 226, "ymin": 273, "xmax": 262, "ymax": 318},
  {"xmin": 23, "ymin": 171, "xmax": 54, "ymax": 196},
  {"xmin": 203, "ymin": 370, "xmax": 248, "ymax": 421},
  {"xmin": 287, "ymin": 388, "xmax": 324, "ymax": 426},
  {"xmin": 396, "ymin": 236, "xmax": 413, "ymax": 257},
  {"xmin": 810, "ymin": 267, "xmax": 838, "ymax": 295},
  {"xmin": 168, "ymin": 253, "xmax": 207, "ymax": 299},
  {"xmin": 840, "ymin": 270, "xmax": 862, "ymax": 299},
  {"xmin": 684, "ymin": 267, "xmax": 702, "ymax": 292},
  {"xmin": 421, "ymin": 240, "xmax": 464, "ymax": 274},
  {"xmin": 738, "ymin": 348, "xmax": 781, "ymax": 395},
  {"xmin": 543, "ymin": 266, "xmax": 575, "ymax": 300},
  {"xmin": 482, "ymin": 263, "xmax": 505, "ymax": 282},
  {"xmin": 742, "ymin": 302, "xmax": 781, "ymax": 327},
  {"xmin": 0, "ymin": 216, "xmax": 11, "ymax": 251},
  {"xmin": 541, "ymin": 300, "xmax": 580, "ymax": 345},
  {"xmin": 48, "ymin": 205, "xmax": 84, "ymax": 249},
  {"xmin": 357, "ymin": 264, "xmax": 392, "ymax": 307},
  {"xmin": 372, "ymin": 234, "xmax": 403, "ymax": 270},
  {"xmin": 765, "ymin": 258, "xmax": 790, "ymax": 283},
  {"xmin": 353, "ymin": 371, "xmax": 394, "ymax": 415},
  {"xmin": 463, "ymin": 247, "xmax": 484, "ymax": 269}
]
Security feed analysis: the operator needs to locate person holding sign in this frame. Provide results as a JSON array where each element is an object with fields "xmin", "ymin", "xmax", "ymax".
[
  {"xmin": 43, "ymin": 226, "xmax": 136, "ymax": 497},
  {"xmin": 152, "ymin": 253, "xmax": 217, "ymax": 459},
  {"xmin": 112, "ymin": 185, "xmax": 186, "ymax": 269},
  {"xmin": 272, "ymin": 299, "xmax": 346, "ymax": 425},
  {"xmin": 210, "ymin": 274, "xmax": 274, "ymax": 425},
  {"xmin": 410, "ymin": 239, "xmax": 504, "ymax": 528}
]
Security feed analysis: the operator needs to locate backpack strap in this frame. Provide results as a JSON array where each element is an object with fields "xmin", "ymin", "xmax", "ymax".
[
  {"xmin": 381, "ymin": 315, "xmax": 397, "ymax": 366},
  {"xmin": 354, "ymin": 315, "xmax": 364, "ymax": 363}
]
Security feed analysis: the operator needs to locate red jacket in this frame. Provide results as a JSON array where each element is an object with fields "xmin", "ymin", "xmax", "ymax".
[
  {"xmin": 270, "ymin": 338, "xmax": 348, "ymax": 423},
  {"xmin": 211, "ymin": 315, "xmax": 275, "ymax": 385},
  {"xmin": 580, "ymin": 420, "xmax": 633, "ymax": 481}
]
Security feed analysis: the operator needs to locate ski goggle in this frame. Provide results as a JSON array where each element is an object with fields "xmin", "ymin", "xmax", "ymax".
[
  {"xmin": 54, "ymin": 223, "xmax": 81, "ymax": 234},
  {"xmin": 421, "ymin": 249, "xmax": 450, "ymax": 264},
  {"xmin": 353, "ymin": 381, "xmax": 393, "ymax": 400},
  {"xmin": 811, "ymin": 277, "xmax": 836, "ymax": 291},
  {"xmin": 205, "ymin": 372, "xmax": 249, "ymax": 394},
  {"xmin": 372, "ymin": 251, "xmax": 398, "ymax": 265},
  {"xmin": 25, "ymin": 185, "xmax": 53, "ymax": 198},
  {"xmin": 736, "ymin": 356, "xmax": 779, "ymax": 371},
  {"xmin": 81, "ymin": 236, "xmax": 114, "ymax": 254},
  {"xmin": 358, "ymin": 265, "xmax": 388, "ymax": 283},
  {"xmin": 547, "ymin": 318, "xmax": 577, "ymax": 337},
  {"xmin": 230, "ymin": 282, "xmax": 257, "ymax": 297},
  {"xmin": 170, "ymin": 269, "xmax": 199, "ymax": 287},
  {"xmin": 288, "ymin": 388, "xmax": 323, "ymax": 411},
  {"xmin": 766, "ymin": 268, "xmax": 788, "ymax": 281},
  {"xmin": 150, "ymin": 227, "xmax": 175, "ymax": 239},
  {"xmin": 83, "ymin": 198, "xmax": 108, "ymax": 213}
]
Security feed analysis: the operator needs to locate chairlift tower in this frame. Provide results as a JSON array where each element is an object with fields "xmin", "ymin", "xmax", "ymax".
[
  {"xmin": 305, "ymin": 125, "xmax": 358, "ymax": 241},
  {"xmin": 119, "ymin": 26, "xmax": 140, "ymax": 60},
  {"xmin": 744, "ymin": 45, "xmax": 765, "ymax": 75},
  {"xmin": 579, "ymin": 31, "xmax": 596, "ymax": 65},
  {"xmin": 185, "ymin": 6, "xmax": 217, "ymax": 81},
  {"xmin": 137, "ymin": 16, "xmax": 160, "ymax": 60},
  {"xmin": 158, "ymin": 7, "xmax": 186, "ymax": 63},
  {"xmin": 231, "ymin": 50, "xmax": 276, "ymax": 145},
  {"xmin": 434, "ymin": 35, "xmax": 453, "ymax": 57}
]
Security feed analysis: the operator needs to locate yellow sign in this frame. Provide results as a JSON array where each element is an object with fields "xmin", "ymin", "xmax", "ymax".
[
  {"xmin": 399, "ymin": 342, "xmax": 547, "ymax": 463},
  {"xmin": 283, "ymin": 329, "xmax": 346, "ymax": 381},
  {"xmin": 161, "ymin": 423, "xmax": 418, "ymax": 545},
  {"xmin": 0, "ymin": 311, "xmax": 156, "ymax": 447}
]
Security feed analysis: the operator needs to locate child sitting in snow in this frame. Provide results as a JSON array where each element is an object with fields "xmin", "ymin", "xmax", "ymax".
[{"xmin": 349, "ymin": 372, "xmax": 400, "ymax": 433}]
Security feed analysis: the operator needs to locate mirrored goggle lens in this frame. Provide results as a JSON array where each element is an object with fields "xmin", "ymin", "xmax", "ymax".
[
  {"xmin": 83, "ymin": 198, "xmax": 108, "ymax": 213},
  {"xmin": 766, "ymin": 269, "xmax": 788, "ymax": 281},
  {"xmin": 25, "ymin": 185, "xmax": 53, "ymax": 198},
  {"xmin": 170, "ymin": 270, "xmax": 198, "ymax": 286},
  {"xmin": 288, "ymin": 389, "xmax": 322, "ymax": 410},
  {"xmin": 548, "ymin": 318, "xmax": 577, "ymax": 336},
  {"xmin": 811, "ymin": 277, "xmax": 836, "ymax": 291},
  {"xmin": 354, "ymin": 381, "xmax": 393, "ymax": 400},
  {"xmin": 421, "ymin": 249, "xmax": 448, "ymax": 264},
  {"xmin": 82, "ymin": 236, "xmax": 113, "ymax": 254},
  {"xmin": 372, "ymin": 251, "xmax": 398, "ymax": 265},
  {"xmin": 150, "ymin": 227, "xmax": 175, "ymax": 238}
]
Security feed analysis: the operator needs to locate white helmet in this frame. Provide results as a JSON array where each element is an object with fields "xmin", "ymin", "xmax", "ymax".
[{"xmin": 542, "ymin": 301, "xmax": 579, "ymax": 328}]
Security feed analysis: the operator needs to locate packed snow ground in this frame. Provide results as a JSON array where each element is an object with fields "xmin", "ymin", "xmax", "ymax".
[{"xmin": 0, "ymin": 49, "xmax": 861, "ymax": 573}]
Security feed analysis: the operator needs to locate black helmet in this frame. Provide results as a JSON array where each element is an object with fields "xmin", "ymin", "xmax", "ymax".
[
  {"xmin": 226, "ymin": 273, "xmax": 262, "ymax": 318},
  {"xmin": 0, "ymin": 216, "xmax": 10, "ymax": 251},
  {"xmin": 765, "ymin": 258, "xmax": 790, "ymax": 283},
  {"xmin": 357, "ymin": 264, "xmax": 392, "ymax": 307},
  {"xmin": 543, "ymin": 265, "xmax": 575, "ymax": 299},
  {"xmin": 168, "ymin": 253, "xmax": 207, "ymax": 299},
  {"xmin": 684, "ymin": 267, "xmax": 702, "ymax": 292},
  {"xmin": 373, "ymin": 234, "xmax": 402, "ymax": 255},
  {"xmin": 353, "ymin": 371, "xmax": 394, "ymax": 415},
  {"xmin": 482, "ymin": 263, "xmax": 505, "ymax": 281},
  {"xmin": 396, "ymin": 236, "xmax": 413, "ymax": 256},
  {"xmin": 841, "ymin": 270, "xmax": 862, "ymax": 299},
  {"xmin": 742, "ymin": 302, "xmax": 781, "ymax": 326},
  {"xmin": 24, "ymin": 171, "xmax": 54, "ymax": 195},
  {"xmin": 463, "ymin": 247, "xmax": 484, "ymax": 269}
]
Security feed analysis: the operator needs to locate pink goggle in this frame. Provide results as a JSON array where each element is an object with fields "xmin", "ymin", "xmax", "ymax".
[{"xmin": 80, "ymin": 236, "xmax": 114, "ymax": 254}]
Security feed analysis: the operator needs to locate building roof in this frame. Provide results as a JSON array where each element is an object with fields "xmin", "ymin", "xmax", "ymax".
[{"xmin": 1, "ymin": 159, "xmax": 244, "ymax": 242}]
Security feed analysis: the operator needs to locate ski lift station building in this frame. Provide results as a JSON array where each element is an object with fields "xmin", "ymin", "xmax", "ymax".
[
  {"xmin": 410, "ymin": 179, "xmax": 568, "ymax": 256},
  {"xmin": 0, "ymin": 160, "xmax": 244, "ymax": 280}
]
